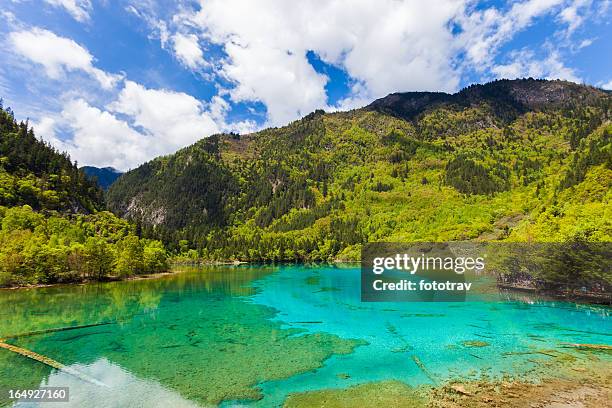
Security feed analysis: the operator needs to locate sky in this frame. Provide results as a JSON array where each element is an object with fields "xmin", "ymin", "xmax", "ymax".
[{"xmin": 0, "ymin": 0, "xmax": 610, "ymax": 171}]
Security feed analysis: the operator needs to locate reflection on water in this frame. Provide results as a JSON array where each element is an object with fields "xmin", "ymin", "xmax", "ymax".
[
  {"xmin": 0, "ymin": 264, "xmax": 610, "ymax": 407},
  {"xmin": 15, "ymin": 359, "xmax": 199, "ymax": 408},
  {"xmin": 0, "ymin": 265, "xmax": 360, "ymax": 407},
  {"xmin": 0, "ymin": 265, "xmax": 273, "ymax": 337}
]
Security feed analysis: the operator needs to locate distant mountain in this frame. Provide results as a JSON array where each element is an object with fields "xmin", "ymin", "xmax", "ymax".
[
  {"xmin": 107, "ymin": 79, "xmax": 611, "ymax": 260},
  {"xmin": 81, "ymin": 166, "xmax": 123, "ymax": 190}
]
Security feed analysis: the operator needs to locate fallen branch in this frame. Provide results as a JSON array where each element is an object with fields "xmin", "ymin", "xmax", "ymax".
[
  {"xmin": 412, "ymin": 355, "xmax": 437, "ymax": 385},
  {"xmin": 0, "ymin": 341, "xmax": 107, "ymax": 387},
  {"xmin": 561, "ymin": 343, "xmax": 612, "ymax": 350},
  {"xmin": 2, "ymin": 321, "xmax": 115, "ymax": 340}
]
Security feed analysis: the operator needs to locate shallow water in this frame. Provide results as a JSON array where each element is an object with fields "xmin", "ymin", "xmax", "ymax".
[{"xmin": 1, "ymin": 264, "xmax": 610, "ymax": 407}]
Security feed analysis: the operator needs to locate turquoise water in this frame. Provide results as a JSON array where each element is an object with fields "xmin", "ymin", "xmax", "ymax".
[{"xmin": 0, "ymin": 264, "xmax": 610, "ymax": 407}]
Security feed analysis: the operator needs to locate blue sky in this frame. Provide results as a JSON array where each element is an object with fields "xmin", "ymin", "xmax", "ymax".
[{"xmin": 0, "ymin": 0, "xmax": 610, "ymax": 170}]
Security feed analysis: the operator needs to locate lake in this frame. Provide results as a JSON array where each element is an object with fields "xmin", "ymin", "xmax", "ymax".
[{"xmin": 1, "ymin": 264, "xmax": 610, "ymax": 407}]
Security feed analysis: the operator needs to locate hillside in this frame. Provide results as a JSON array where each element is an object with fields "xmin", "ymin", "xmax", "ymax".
[
  {"xmin": 82, "ymin": 166, "xmax": 123, "ymax": 190},
  {"xmin": 107, "ymin": 79, "xmax": 612, "ymax": 261},
  {"xmin": 0, "ymin": 102, "xmax": 103, "ymax": 213},
  {"xmin": 0, "ymin": 104, "xmax": 167, "ymax": 286}
]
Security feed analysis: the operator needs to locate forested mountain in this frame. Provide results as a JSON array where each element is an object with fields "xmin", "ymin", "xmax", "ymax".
[
  {"xmin": 81, "ymin": 166, "xmax": 123, "ymax": 190},
  {"xmin": 107, "ymin": 79, "xmax": 611, "ymax": 262},
  {"xmin": 0, "ymin": 103, "xmax": 167, "ymax": 286},
  {"xmin": 0, "ymin": 102, "xmax": 103, "ymax": 213}
]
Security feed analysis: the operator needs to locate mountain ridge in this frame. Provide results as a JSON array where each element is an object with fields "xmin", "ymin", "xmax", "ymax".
[
  {"xmin": 81, "ymin": 166, "xmax": 123, "ymax": 190},
  {"xmin": 107, "ymin": 79, "xmax": 611, "ymax": 260},
  {"xmin": 367, "ymin": 79, "xmax": 608, "ymax": 122}
]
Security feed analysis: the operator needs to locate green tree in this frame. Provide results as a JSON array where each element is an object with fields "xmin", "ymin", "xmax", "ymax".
[
  {"xmin": 143, "ymin": 240, "xmax": 168, "ymax": 273},
  {"xmin": 84, "ymin": 237, "xmax": 115, "ymax": 280},
  {"xmin": 114, "ymin": 235, "xmax": 144, "ymax": 277}
]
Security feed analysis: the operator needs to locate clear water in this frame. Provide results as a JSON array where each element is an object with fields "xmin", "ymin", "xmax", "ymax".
[{"xmin": 0, "ymin": 264, "xmax": 610, "ymax": 407}]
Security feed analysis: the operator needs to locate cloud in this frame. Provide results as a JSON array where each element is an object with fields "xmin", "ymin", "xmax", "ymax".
[
  {"xmin": 601, "ymin": 80, "xmax": 612, "ymax": 90},
  {"xmin": 558, "ymin": 0, "xmax": 592, "ymax": 35},
  {"xmin": 59, "ymin": 99, "xmax": 149, "ymax": 170},
  {"xmin": 44, "ymin": 82, "xmax": 257, "ymax": 170},
  {"xmin": 457, "ymin": 0, "xmax": 566, "ymax": 71},
  {"xmin": 171, "ymin": 0, "xmax": 596, "ymax": 126},
  {"xmin": 4, "ymin": 24, "xmax": 239, "ymax": 169},
  {"xmin": 8, "ymin": 0, "xmax": 608, "ymax": 171},
  {"xmin": 180, "ymin": 0, "xmax": 467, "ymax": 126},
  {"xmin": 108, "ymin": 80, "xmax": 220, "ymax": 149},
  {"xmin": 9, "ymin": 28, "xmax": 121, "ymax": 89},
  {"xmin": 491, "ymin": 49, "xmax": 581, "ymax": 82},
  {"xmin": 44, "ymin": 0, "xmax": 92, "ymax": 22},
  {"xmin": 220, "ymin": 42, "xmax": 329, "ymax": 125},
  {"xmin": 172, "ymin": 33, "xmax": 206, "ymax": 69},
  {"xmin": 208, "ymin": 95, "xmax": 258, "ymax": 134},
  {"xmin": 31, "ymin": 117, "xmax": 58, "ymax": 142}
]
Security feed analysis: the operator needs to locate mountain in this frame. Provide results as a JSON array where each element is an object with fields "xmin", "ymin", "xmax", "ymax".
[
  {"xmin": 81, "ymin": 166, "xmax": 123, "ymax": 190},
  {"xmin": 0, "ymin": 103, "xmax": 103, "ymax": 213},
  {"xmin": 0, "ymin": 104, "xmax": 167, "ymax": 286},
  {"xmin": 107, "ymin": 79, "xmax": 611, "ymax": 261}
]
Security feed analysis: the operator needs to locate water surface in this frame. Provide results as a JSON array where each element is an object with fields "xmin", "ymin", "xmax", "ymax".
[{"xmin": 1, "ymin": 265, "xmax": 610, "ymax": 407}]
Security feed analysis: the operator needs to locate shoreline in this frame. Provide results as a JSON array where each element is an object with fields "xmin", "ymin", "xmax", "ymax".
[
  {"xmin": 0, "ymin": 270, "xmax": 183, "ymax": 291},
  {"xmin": 0, "ymin": 260, "xmax": 254, "ymax": 290},
  {"xmin": 285, "ymin": 351, "xmax": 612, "ymax": 407},
  {"xmin": 498, "ymin": 283, "xmax": 612, "ymax": 305},
  {"xmin": 2, "ymin": 267, "xmax": 610, "ymax": 307}
]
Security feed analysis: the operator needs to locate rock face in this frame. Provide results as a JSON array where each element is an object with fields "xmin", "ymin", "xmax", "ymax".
[{"xmin": 367, "ymin": 79, "xmax": 608, "ymax": 121}]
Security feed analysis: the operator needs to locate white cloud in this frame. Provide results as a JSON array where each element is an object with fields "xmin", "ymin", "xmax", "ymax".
[
  {"xmin": 601, "ymin": 80, "xmax": 612, "ymax": 90},
  {"xmin": 8, "ymin": 1, "xmax": 607, "ymax": 171},
  {"xmin": 558, "ymin": 0, "xmax": 592, "ymax": 35},
  {"xmin": 44, "ymin": 0, "xmax": 92, "ymax": 23},
  {"xmin": 31, "ymin": 117, "xmax": 58, "ymax": 142},
  {"xmin": 9, "ymin": 28, "xmax": 121, "ymax": 89},
  {"xmin": 108, "ymin": 80, "xmax": 220, "ymax": 149},
  {"xmin": 221, "ymin": 42, "xmax": 329, "ymax": 125},
  {"xmin": 33, "ymin": 82, "xmax": 230, "ymax": 170},
  {"xmin": 172, "ymin": 33, "xmax": 206, "ymax": 69},
  {"xmin": 491, "ymin": 49, "xmax": 581, "ymax": 82},
  {"xmin": 45, "ymin": 82, "xmax": 256, "ymax": 169},
  {"xmin": 172, "ymin": 0, "xmax": 595, "ymax": 126},
  {"xmin": 5, "ymin": 24, "xmax": 242, "ymax": 169},
  {"xmin": 59, "ymin": 99, "xmax": 149, "ymax": 170},
  {"xmin": 182, "ymin": 0, "xmax": 466, "ymax": 126},
  {"xmin": 458, "ymin": 0, "xmax": 566, "ymax": 71},
  {"xmin": 208, "ymin": 95, "xmax": 258, "ymax": 134}
]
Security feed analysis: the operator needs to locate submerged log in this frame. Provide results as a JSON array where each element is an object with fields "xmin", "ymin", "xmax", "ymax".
[
  {"xmin": 561, "ymin": 343, "xmax": 612, "ymax": 350},
  {"xmin": 2, "ymin": 321, "xmax": 115, "ymax": 340},
  {"xmin": 0, "ymin": 341, "xmax": 107, "ymax": 387},
  {"xmin": 411, "ymin": 355, "xmax": 437, "ymax": 385}
]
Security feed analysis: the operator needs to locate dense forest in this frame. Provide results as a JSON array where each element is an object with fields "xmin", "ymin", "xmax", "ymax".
[
  {"xmin": 107, "ymin": 80, "xmax": 611, "ymax": 270},
  {"xmin": 0, "ymin": 103, "xmax": 167, "ymax": 286},
  {"xmin": 1, "ymin": 79, "xmax": 610, "ymax": 290}
]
